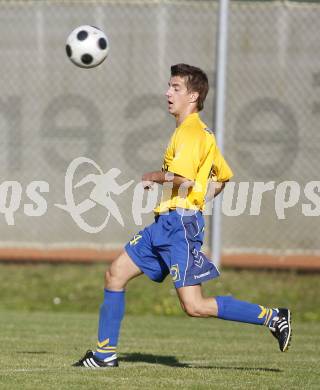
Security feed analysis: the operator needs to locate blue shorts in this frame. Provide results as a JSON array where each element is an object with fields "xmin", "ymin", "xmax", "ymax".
[{"xmin": 125, "ymin": 209, "xmax": 220, "ymax": 289}]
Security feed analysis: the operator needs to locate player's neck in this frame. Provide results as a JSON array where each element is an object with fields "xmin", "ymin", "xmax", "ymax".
[{"xmin": 175, "ymin": 108, "xmax": 198, "ymax": 127}]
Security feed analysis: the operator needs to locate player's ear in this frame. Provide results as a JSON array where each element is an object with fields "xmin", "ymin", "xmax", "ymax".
[{"xmin": 189, "ymin": 91, "xmax": 199, "ymax": 104}]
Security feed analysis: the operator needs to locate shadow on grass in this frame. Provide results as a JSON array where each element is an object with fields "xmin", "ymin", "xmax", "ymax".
[
  {"xmin": 121, "ymin": 352, "xmax": 190, "ymax": 367},
  {"xmin": 120, "ymin": 353, "xmax": 282, "ymax": 372}
]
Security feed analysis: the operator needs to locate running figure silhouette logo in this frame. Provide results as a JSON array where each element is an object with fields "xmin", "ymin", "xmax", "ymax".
[{"xmin": 55, "ymin": 157, "xmax": 133, "ymax": 233}]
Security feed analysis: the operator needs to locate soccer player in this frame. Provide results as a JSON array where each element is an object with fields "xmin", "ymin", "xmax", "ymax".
[{"xmin": 74, "ymin": 64, "xmax": 292, "ymax": 368}]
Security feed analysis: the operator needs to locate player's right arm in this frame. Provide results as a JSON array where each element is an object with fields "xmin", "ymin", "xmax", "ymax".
[{"xmin": 141, "ymin": 171, "xmax": 193, "ymax": 190}]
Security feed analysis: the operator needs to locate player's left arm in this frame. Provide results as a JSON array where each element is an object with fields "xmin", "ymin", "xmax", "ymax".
[
  {"xmin": 205, "ymin": 180, "xmax": 228, "ymax": 201},
  {"xmin": 205, "ymin": 143, "xmax": 233, "ymax": 200}
]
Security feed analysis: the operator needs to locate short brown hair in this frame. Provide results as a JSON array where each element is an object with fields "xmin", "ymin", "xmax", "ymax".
[{"xmin": 171, "ymin": 64, "xmax": 209, "ymax": 111}]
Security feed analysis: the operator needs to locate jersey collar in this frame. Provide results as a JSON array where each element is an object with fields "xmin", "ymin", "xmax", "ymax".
[{"xmin": 178, "ymin": 112, "xmax": 199, "ymax": 128}]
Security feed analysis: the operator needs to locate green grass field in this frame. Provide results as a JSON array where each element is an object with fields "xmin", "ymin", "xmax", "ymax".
[{"xmin": 0, "ymin": 264, "xmax": 319, "ymax": 389}]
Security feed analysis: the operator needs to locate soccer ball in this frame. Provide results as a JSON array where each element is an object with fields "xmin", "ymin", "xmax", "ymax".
[{"xmin": 65, "ymin": 25, "xmax": 109, "ymax": 68}]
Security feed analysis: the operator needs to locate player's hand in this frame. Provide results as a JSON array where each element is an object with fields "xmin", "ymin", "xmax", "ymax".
[
  {"xmin": 142, "ymin": 180, "xmax": 154, "ymax": 190},
  {"xmin": 142, "ymin": 173, "xmax": 155, "ymax": 190}
]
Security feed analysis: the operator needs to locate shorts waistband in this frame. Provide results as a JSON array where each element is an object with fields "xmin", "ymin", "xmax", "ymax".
[{"xmin": 155, "ymin": 208, "xmax": 202, "ymax": 216}]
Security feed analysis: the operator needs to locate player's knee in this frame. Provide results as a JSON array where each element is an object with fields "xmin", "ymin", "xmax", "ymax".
[
  {"xmin": 181, "ymin": 301, "xmax": 202, "ymax": 317},
  {"xmin": 181, "ymin": 299, "xmax": 212, "ymax": 317},
  {"xmin": 104, "ymin": 268, "xmax": 124, "ymax": 290},
  {"xmin": 104, "ymin": 269, "xmax": 112, "ymax": 285}
]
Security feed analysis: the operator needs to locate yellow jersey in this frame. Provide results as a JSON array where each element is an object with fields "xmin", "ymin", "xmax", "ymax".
[{"xmin": 154, "ymin": 113, "xmax": 233, "ymax": 213}]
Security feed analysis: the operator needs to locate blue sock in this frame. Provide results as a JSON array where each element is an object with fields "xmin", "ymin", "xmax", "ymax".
[
  {"xmin": 94, "ymin": 289, "xmax": 125, "ymax": 361},
  {"xmin": 216, "ymin": 296, "xmax": 276, "ymax": 326}
]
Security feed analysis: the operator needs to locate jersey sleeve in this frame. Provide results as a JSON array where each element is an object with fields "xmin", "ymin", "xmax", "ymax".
[
  {"xmin": 167, "ymin": 127, "xmax": 203, "ymax": 181},
  {"xmin": 211, "ymin": 144, "xmax": 233, "ymax": 182}
]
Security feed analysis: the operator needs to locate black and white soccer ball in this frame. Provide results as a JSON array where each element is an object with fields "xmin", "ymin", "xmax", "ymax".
[{"xmin": 65, "ymin": 25, "xmax": 109, "ymax": 68}]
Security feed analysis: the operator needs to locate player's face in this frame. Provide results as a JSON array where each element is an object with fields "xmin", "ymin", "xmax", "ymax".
[{"xmin": 166, "ymin": 76, "xmax": 191, "ymax": 116}]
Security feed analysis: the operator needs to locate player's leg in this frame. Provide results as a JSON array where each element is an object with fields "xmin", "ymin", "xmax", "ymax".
[
  {"xmin": 171, "ymin": 210, "xmax": 291, "ymax": 352},
  {"xmin": 177, "ymin": 284, "xmax": 276, "ymax": 324},
  {"xmin": 104, "ymin": 249, "xmax": 143, "ymax": 290},
  {"xmin": 95, "ymin": 250, "xmax": 142, "ymax": 359},
  {"xmin": 74, "ymin": 217, "xmax": 170, "ymax": 368},
  {"xmin": 176, "ymin": 284, "xmax": 217, "ymax": 317},
  {"xmin": 73, "ymin": 251, "xmax": 142, "ymax": 368},
  {"xmin": 176, "ymin": 284, "xmax": 291, "ymax": 352}
]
